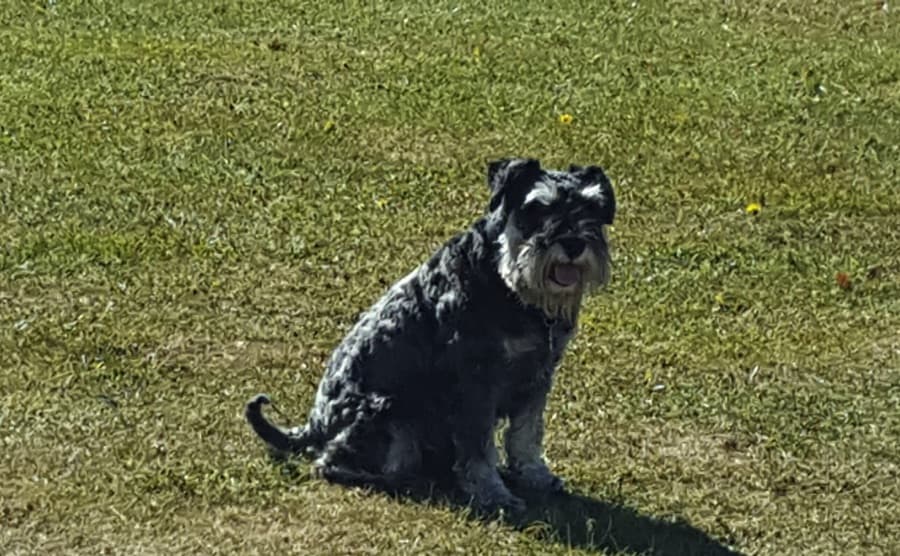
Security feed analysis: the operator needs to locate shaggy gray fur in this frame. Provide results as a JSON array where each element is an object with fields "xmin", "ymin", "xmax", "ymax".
[{"xmin": 246, "ymin": 158, "xmax": 615, "ymax": 513}]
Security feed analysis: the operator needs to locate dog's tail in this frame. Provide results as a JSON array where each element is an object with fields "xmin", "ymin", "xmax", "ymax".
[{"xmin": 245, "ymin": 394, "xmax": 316, "ymax": 456}]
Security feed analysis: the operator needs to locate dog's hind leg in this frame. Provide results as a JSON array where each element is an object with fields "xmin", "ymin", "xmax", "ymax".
[
  {"xmin": 316, "ymin": 463, "xmax": 422, "ymax": 495},
  {"xmin": 382, "ymin": 422, "xmax": 423, "ymax": 476},
  {"xmin": 312, "ymin": 418, "xmax": 422, "ymax": 494}
]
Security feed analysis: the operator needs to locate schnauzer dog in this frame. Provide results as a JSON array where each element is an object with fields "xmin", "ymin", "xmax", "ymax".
[{"xmin": 246, "ymin": 158, "xmax": 615, "ymax": 513}]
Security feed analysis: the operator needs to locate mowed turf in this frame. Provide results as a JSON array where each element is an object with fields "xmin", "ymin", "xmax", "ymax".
[{"xmin": 1, "ymin": 1, "xmax": 898, "ymax": 554}]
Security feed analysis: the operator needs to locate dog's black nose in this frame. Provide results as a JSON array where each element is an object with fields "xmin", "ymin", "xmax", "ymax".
[{"xmin": 558, "ymin": 237, "xmax": 585, "ymax": 259}]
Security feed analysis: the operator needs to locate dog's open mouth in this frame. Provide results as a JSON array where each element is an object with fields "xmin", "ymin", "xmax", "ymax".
[{"xmin": 549, "ymin": 263, "xmax": 581, "ymax": 288}]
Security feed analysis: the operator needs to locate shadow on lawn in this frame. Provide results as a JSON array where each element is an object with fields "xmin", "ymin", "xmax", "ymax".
[
  {"xmin": 504, "ymin": 486, "xmax": 743, "ymax": 556},
  {"xmin": 276, "ymin": 459, "xmax": 741, "ymax": 555}
]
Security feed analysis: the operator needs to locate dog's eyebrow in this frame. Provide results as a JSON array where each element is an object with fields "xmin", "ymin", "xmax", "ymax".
[
  {"xmin": 578, "ymin": 183, "xmax": 608, "ymax": 202},
  {"xmin": 523, "ymin": 181, "xmax": 559, "ymax": 205}
]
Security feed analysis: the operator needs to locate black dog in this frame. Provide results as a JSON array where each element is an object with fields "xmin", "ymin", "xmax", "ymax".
[{"xmin": 247, "ymin": 158, "xmax": 615, "ymax": 513}]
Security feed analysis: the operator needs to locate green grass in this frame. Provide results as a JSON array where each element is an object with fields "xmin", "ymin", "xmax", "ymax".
[{"xmin": 1, "ymin": 1, "xmax": 899, "ymax": 554}]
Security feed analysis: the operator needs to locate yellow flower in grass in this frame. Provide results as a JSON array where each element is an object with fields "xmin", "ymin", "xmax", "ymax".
[
  {"xmin": 558, "ymin": 113, "xmax": 574, "ymax": 125},
  {"xmin": 745, "ymin": 202, "xmax": 761, "ymax": 216}
]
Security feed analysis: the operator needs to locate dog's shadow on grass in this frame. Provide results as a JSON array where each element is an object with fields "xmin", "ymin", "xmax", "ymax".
[
  {"xmin": 276, "ymin": 460, "xmax": 742, "ymax": 556},
  {"xmin": 503, "ymin": 486, "xmax": 743, "ymax": 556}
]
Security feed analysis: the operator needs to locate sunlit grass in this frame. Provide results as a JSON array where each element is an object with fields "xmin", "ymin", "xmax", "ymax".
[{"xmin": 1, "ymin": 2, "xmax": 898, "ymax": 554}]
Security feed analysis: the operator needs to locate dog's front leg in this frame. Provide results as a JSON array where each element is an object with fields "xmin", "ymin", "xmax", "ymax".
[
  {"xmin": 504, "ymin": 390, "xmax": 564, "ymax": 493},
  {"xmin": 451, "ymin": 389, "xmax": 525, "ymax": 513}
]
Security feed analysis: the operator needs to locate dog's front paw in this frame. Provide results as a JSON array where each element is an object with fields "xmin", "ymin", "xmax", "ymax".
[
  {"xmin": 505, "ymin": 462, "xmax": 565, "ymax": 493},
  {"xmin": 459, "ymin": 469, "xmax": 527, "ymax": 515},
  {"xmin": 470, "ymin": 488, "xmax": 526, "ymax": 515}
]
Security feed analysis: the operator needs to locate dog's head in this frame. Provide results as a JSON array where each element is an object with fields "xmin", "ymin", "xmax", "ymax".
[{"xmin": 487, "ymin": 158, "xmax": 615, "ymax": 322}]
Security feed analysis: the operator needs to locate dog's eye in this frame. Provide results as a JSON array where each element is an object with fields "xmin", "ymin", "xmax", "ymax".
[
  {"xmin": 576, "ymin": 220, "xmax": 606, "ymax": 239},
  {"xmin": 517, "ymin": 202, "xmax": 549, "ymax": 233},
  {"xmin": 521, "ymin": 202, "xmax": 548, "ymax": 220}
]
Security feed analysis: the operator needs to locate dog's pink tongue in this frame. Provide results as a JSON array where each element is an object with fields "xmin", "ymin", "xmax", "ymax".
[{"xmin": 552, "ymin": 264, "xmax": 581, "ymax": 286}]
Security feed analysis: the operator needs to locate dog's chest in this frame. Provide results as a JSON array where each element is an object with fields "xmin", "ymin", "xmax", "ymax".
[{"xmin": 500, "ymin": 319, "xmax": 573, "ymax": 379}]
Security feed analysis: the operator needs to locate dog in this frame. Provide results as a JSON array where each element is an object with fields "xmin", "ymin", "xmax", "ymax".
[{"xmin": 246, "ymin": 158, "xmax": 615, "ymax": 513}]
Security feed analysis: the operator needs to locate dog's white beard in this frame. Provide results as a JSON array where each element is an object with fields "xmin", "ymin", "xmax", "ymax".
[{"xmin": 498, "ymin": 230, "xmax": 607, "ymax": 323}]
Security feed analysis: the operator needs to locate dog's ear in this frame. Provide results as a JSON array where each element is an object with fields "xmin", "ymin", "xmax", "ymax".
[
  {"xmin": 570, "ymin": 164, "xmax": 615, "ymax": 225},
  {"xmin": 487, "ymin": 158, "xmax": 542, "ymax": 212}
]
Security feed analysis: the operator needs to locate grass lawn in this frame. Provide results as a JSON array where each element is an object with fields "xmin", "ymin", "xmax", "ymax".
[{"xmin": 1, "ymin": 1, "xmax": 898, "ymax": 554}]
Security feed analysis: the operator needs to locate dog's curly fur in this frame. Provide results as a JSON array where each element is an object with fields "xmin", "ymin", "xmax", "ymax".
[{"xmin": 246, "ymin": 158, "xmax": 615, "ymax": 513}]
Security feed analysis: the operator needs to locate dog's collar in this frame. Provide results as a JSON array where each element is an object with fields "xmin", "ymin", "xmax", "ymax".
[
  {"xmin": 546, "ymin": 315, "xmax": 575, "ymax": 347},
  {"xmin": 544, "ymin": 314, "xmax": 575, "ymax": 330}
]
